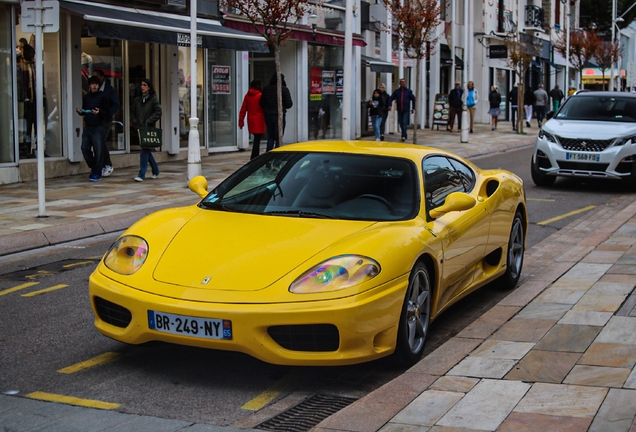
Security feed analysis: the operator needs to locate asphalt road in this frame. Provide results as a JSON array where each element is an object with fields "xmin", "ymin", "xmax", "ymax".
[{"xmin": 1, "ymin": 146, "xmax": 633, "ymax": 429}]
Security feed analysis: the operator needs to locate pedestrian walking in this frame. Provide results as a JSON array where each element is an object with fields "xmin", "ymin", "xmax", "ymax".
[
  {"xmin": 238, "ymin": 79, "xmax": 266, "ymax": 160},
  {"xmin": 378, "ymin": 83, "xmax": 390, "ymax": 140},
  {"xmin": 131, "ymin": 78, "xmax": 161, "ymax": 182},
  {"xmin": 461, "ymin": 81, "xmax": 479, "ymax": 133},
  {"xmin": 260, "ymin": 73, "xmax": 293, "ymax": 151},
  {"xmin": 92, "ymin": 69, "xmax": 120, "ymax": 177},
  {"xmin": 76, "ymin": 75, "xmax": 110, "ymax": 182},
  {"xmin": 448, "ymin": 81, "xmax": 463, "ymax": 132},
  {"xmin": 388, "ymin": 78, "xmax": 415, "ymax": 141},
  {"xmin": 488, "ymin": 85, "xmax": 501, "ymax": 131},
  {"xmin": 508, "ymin": 83, "xmax": 519, "ymax": 131},
  {"xmin": 550, "ymin": 84, "xmax": 564, "ymax": 111},
  {"xmin": 368, "ymin": 89, "xmax": 386, "ymax": 141},
  {"xmin": 534, "ymin": 84, "xmax": 549, "ymax": 127},
  {"xmin": 524, "ymin": 87, "xmax": 535, "ymax": 128}
]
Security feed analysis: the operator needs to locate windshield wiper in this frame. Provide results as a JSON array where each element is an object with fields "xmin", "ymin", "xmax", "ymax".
[
  {"xmin": 264, "ymin": 210, "xmax": 335, "ymax": 219},
  {"xmin": 199, "ymin": 201, "xmax": 231, "ymax": 211}
]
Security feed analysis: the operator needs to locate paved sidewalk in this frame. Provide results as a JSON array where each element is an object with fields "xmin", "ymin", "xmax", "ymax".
[{"xmin": 2, "ymin": 122, "xmax": 636, "ymax": 431}]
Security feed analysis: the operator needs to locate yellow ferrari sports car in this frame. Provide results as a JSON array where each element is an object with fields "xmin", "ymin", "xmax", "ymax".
[{"xmin": 89, "ymin": 140, "xmax": 527, "ymax": 366}]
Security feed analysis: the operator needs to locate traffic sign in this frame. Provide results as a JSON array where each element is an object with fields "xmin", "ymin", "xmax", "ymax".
[{"xmin": 21, "ymin": 1, "xmax": 59, "ymax": 33}]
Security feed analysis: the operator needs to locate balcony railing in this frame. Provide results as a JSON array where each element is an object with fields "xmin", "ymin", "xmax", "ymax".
[{"xmin": 525, "ymin": 5, "xmax": 545, "ymax": 29}]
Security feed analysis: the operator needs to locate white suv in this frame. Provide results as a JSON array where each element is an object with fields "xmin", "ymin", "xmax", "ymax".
[{"xmin": 531, "ymin": 91, "xmax": 636, "ymax": 187}]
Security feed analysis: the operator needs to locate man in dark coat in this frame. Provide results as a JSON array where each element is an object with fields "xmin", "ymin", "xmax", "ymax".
[
  {"xmin": 550, "ymin": 84, "xmax": 564, "ymax": 111},
  {"xmin": 508, "ymin": 84, "xmax": 519, "ymax": 131},
  {"xmin": 448, "ymin": 81, "xmax": 463, "ymax": 132},
  {"xmin": 260, "ymin": 74, "xmax": 293, "ymax": 151},
  {"xmin": 388, "ymin": 78, "xmax": 415, "ymax": 141},
  {"xmin": 92, "ymin": 69, "xmax": 120, "ymax": 177},
  {"xmin": 76, "ymin": 75, "xmax": 110, "ymax": 182}
]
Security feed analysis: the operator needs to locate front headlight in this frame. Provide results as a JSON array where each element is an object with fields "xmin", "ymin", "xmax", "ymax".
[
  {"xmin": 613, "ymin": 135, "xmax": 636, "ymax": 146},
  {"xmin": 538, "ymin": 129, "xmax": 558, "ymax": 143},
  {"xmin": 289, "ymin": 255, "xmax": 381, "ymax": 294},
  {"xmin": 104, "ymin": 235, "xmax": 149, "ymax": 275}
]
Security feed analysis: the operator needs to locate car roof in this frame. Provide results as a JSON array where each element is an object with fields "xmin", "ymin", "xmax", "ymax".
[{"xmin": 572, "ymin": 91, "xmax": 636, "ymax": 98}]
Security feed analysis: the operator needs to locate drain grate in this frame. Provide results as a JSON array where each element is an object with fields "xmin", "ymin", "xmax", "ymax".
[{"xmin": 257, "ymin": 393, "xmax": 358, "ymax": 432}]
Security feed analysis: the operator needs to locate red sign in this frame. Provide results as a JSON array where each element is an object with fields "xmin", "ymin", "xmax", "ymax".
[
  {"xmin": 310, "ymin": 67, "xmax": 323, "ymax": 101},
  {"xmin": 212, "ymin": 66, "xmax": 231, "ymax": 94}
]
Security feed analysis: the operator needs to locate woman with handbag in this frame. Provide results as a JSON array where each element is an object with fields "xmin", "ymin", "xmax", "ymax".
[
  {"xmin": 131, "ymin": 78, "xmax": 161, "ymax": 182},
  {"xmin": 238, "ymin": 80, "xmax": 266, "ymax": 160}
]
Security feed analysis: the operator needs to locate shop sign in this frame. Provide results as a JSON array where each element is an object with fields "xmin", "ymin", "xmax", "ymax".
[
  {"xmin": 211, "ymin": 66, "xmax": 231, "ymax": 94},
  {"xmin": 432, "ymin": 94, "xmax": 450, "ymax": 126},
  {"xmin": 177, "ymin": 33, "xmax": 203, "ymax": 47},
  {"xmin": 322, "ymin": 71, "xmax": 335, "ymax": 95},
  {"xmin": 336, "ymin": 69, "xmax": 344, "ymax": 99},
  {"xmin": 310, "ymin": 67, "xmax": 323, "ymax": 101},
  {"xmin": 488, "ymin": 45, "xmax": 507, "ymax": 59}
]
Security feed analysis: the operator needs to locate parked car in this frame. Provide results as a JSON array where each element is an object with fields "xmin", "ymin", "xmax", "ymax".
[
  {"xmin": 89, "ymin": 141, "xmax": 527, "ymax": 366},
  {"xmin": 531, "ymin": 91, "xmax": 636, "ymax": 187}
]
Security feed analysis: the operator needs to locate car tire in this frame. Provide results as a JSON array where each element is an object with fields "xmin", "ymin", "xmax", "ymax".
[
  {"xmin": 392, "ymin": 261, "xmax": 431, "ymax": 367},
  {"xmin": 495, "ymin": 211, "xmax": 525, "ymax": 290},
  {"xmin": 531, "ymin": 156, "xmax": 556, "ymax": 187}
]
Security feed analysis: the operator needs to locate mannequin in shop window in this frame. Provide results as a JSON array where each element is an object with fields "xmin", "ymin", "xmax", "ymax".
[{"xmin": 17, "ymin": 37, "xmax": 39, "ymax": 158}]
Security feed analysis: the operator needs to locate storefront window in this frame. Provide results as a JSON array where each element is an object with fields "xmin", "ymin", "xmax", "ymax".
[
  {"xmin": 0, "ymin": 5, "xmax": 14, "ymax": 164},
  {"xmin": 207, "ymin": 50, "xmax": 236, "ymax": 149},
  {"xmin": 308, "ymin": 44, "xmax": 343, "ymax": 140},
  {"xmin": 178, "ymin": 46, "xmax": 204, "ymax": 149},
  {"xmin": 80, "ymin": 37, "xmax": 124, "ymax": 152},
  {"xmin": 16, "ymin": 22, "xmax": 62, "ymax": 159}
]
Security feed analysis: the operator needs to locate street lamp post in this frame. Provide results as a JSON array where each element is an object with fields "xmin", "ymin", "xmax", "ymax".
[
  {"xmin": 561, "ymin": 0, "xmax": 570, "ymax": 92},
  {"xmin": 611, "ymin": 2, "xmax": 636, "ymax": 91}
]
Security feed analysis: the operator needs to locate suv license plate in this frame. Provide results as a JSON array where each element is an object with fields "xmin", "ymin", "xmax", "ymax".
[
  {"xmin": 148, "ymin": 310, "xmax": 232, "ymax": 340},
  {"xmin": 565, "ymin": 152, "xmax": 600, "ymax": 162}
]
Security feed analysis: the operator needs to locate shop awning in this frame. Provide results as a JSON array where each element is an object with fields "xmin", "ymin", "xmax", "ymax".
[
  {"xmin": 439, "ymin": 46, "xmax": 464, "ymax": 70},
  {"xmin": 60, "ymin": 0, "xmax": 269, "ymax": 52},
  {"xmin": 224, "ymin": 15, "xmax": 366, "ymax": 48},
  {"xmin": 361, "ymin": 55, "xmax": 395, "ymax": 73}
]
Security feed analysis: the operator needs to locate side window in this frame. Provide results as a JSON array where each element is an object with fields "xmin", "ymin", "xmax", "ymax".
[
  {"xmin": 449, "ymin": 158, "xmax": 476, "ymax": 192},
  {"xmin": 423, "ymin": 156, "xmax": 464, "ymax": 211}
]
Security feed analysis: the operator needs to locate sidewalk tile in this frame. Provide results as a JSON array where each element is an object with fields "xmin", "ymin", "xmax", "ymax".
[
  {"xmin": 588, "ymin": 389, "xmax": 636, "ymax": 432},
  {"xmin": 558, "ymin": 310, "xmax": 614, "ymax": 326},
  {"xmin": 515, "ymin": 302, "xmax": 571, "ymax": 320},
  {"xmin": 447, "ymin": 357, "xmax": 517, "ymax": 379},
  {"xmin": 595, "ymin": 316, "xmax": 636, "ymax": 345},
  {"xmin": 625, "ymin": 369, "xmax": 636, "ymax": 389},
  {"xmin": 491, "ymin": 318, "xmax": 556, "ymax": 343},
  {"xmin": 579, "ymin": 342, "xmax": 636, "ymax": 368},
  {"xmin": 573, "ymin": 293, "xmax": 629, "ymax": 312},
  {"xmin": 499, "ymin": 412, "xmax": 592, "ymax": 432},
  {"xmin": 454, "ymin": 305, "xmax": 520, "ymax": 339},
  {"xmin": 504, "ymin": 350, "xmax": 581, "ymax": 383},
  {"xmin": 429, "ymin": 376, "xmax": 479, "ymax": 393},
  {"xmin": 533, "ymin": 324, "xmax": 601, "ymax": 353},
  {"xmin": 563, "ymin": 365, "xmax": 631, "ymax": 387},
  {"xmin": 513, "ymin": 383, "xmax": 608, "ymax": 418},
  {"xmin": 436, "ymin": 380, "xmax": 531, "ymax": 430},
  {"xmin": 471, "ymin": 340, "xmax": 534, "ymax": 360},
  {"xmin": 390, "ymin": 390, "xmax": 464, "ymax": 427}
]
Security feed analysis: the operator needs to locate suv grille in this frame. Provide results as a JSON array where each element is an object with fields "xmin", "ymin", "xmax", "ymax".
[
  {"xmin": 268, "ymin": 324, "xmax": 339, "ymax": 351},
  {"xmin": 94, "ymin": 296, "xmax": 132, "ymax": 328},
  {"xmin": 558, "ymin": 137, "xmax": 614, "ymax": 152}
]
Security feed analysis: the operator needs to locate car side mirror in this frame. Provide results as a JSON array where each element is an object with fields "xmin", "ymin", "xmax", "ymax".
[
  {"xmin": 188, "ymin": 175, "xmax": 209, "ymax": 198},
  {"xmin": 546, "ymin": 110, "xmax": 555, "ymax": 120},
  {"xmin": 429, "ymin": 192, "xmax": 476, "ymax": 219}
]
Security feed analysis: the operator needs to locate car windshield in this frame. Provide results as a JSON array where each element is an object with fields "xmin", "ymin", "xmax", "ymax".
[
  {"xmin": 556, "ymin": 95, "xmax": 636, "ymax": 122},
  {"xmin": 200, "ymin": 152, "xmax": 419, "ymax": 221}
]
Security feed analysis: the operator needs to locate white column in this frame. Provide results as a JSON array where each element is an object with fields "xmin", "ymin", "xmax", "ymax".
[
  {"xmin": 187, "ymin": 0, "xmax": 201, "ymax": 181},
  {"xmin": 35, "ymin": 0, "xmax": 46, "ymax": 216},
  {"xmin": 342, "ymin": 0, "xmax": 354, "ymax": 140}
]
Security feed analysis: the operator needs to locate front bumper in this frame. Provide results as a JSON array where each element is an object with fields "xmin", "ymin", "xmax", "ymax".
[{"xmin": 88, "ymin": 270, "xmax": 408, "ymax": 366}]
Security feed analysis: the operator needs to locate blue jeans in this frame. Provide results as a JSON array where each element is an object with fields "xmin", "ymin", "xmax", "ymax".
[
  {"xmin": 81, "ymin": 125, "xmax": 105, "ymax": 176},
  {"xmin": 265, "ymin": 114, "xmax": 286, "ymax": 151},
  {"xmin": 397, "ymin": 111, "xmax": 409, "ymax": 139},
  {"xmin": 138, "ymin": 148, "xmax": 159, "ymax": 179},
  {"xmin": 371, "ymin": 115, "xmax": 382, "ymax": 140}
]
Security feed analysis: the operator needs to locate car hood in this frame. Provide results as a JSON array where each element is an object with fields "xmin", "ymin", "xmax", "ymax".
[
  {"xmin": 544, "ymin": 120, "xmax": 636, "ymax": 139},
  {"xmin": 152, "ymin": 210, "xmax": 376, "ymax": 292}
]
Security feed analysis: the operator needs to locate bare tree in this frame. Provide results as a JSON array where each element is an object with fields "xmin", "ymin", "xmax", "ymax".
[
  {"xmin": 504, "ymin": 36, "xmax": 542, "ymax": 133},
  {"xmin": 595, "ymin": 40, "xmax": 621, "ymax": 90},
  {"xmin": 555, "ymin": 29, "xmax": 601, "ymax": 89},
  {"xmin": 380, "ymin": 0, "xmax": 443, "ymax": 143},
  {"xmin": 221, "ymin": 0, "xmax": 312, "ymax": 147}
]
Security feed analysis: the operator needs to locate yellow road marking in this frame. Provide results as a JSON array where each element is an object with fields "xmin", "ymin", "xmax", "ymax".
[
  {"xmin": 62, "ymin": 261, "xmax": 93, "ymax": 269},
  {"xmin": 25, "ymin": 270, "xmax": 54, "ymax": 280},
  {"xmin": 58, "ymin": 352, "xmax": 122, "ymax": 374},
  {"xmin": 537, "ymin": 205, "xmax": 596, "ymax": 226},
  {"xmin": 21, "ymin": 284, "xmax": 68, "ymax": 297},
  {"xmin": 26, "ymin": 391, "xmax": 120, "ymax": 410},
  {"xmin": 0, "ymin": 282, "xmax": 39, "ymax": 297},
  {"xmin": 527, "ymin": 198, "xmax": 556, "ymax": 202},
  {"xmin": 241, "ymin": 372, "xmax": 300, "ymax": 411}
]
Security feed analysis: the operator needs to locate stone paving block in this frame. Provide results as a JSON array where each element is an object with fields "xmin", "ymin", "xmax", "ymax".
[
  {"xmin": 535, "ymin": 288, "xmax": 586, "ymax": 305},
  {"xmin": 0, "ymin": 230, "xmax": 49, "ymax": 256},
  {"xmin": 428, "ymin": 376, "xmax": 479, "ymax": 393},
  {"xmin": 578, "ymin": 342, "xmax": 636, "ymax": 369},
  {"xmin": 378, "ymin": 424, "xmax": 430, "ymax": 432},
  {"xmin": 572, "ymin": 292, "xmax": 628, "ymax": 312},
  {"xmin": 596, "ymin": 316, "xmax": 636, "ymax": 345},
  {"xmin": 515, "ymin": 302, "xmax": 571, "ymax": 320},
  {"xmin": 447, "ymin": 357, "xmax": 517, "ymax": 379},
  {"xmin": 557, "ymin": 263, "xmax": 612, "ymax": 285},
  {"xmin": 407, "ymin": 338, "xmax": 482, "ymax": 376},
  {"xmin": 625, "ymin": 368, "xmax": 636, "ymax": 389},
  {"xmin": 563, "ymin": 365, "xmax": 631, "ymax": 387},
  {"xmin": 390, "ymin": 390, "xmax": 464, "ymax": 427},
  {"xmin": 558, "ymin": 310, "xmax": 614, "ymax": 326},
  {"xmin": 504, "ymin": 350, "xmax": 581, "ymax": 384},
  {"xmin": 534, "ymin": 324, "xmax": 601, "ymax": 353},
  {"xmin": 436, "ymin": 379, "xmax": 531, "ymax": 430},
  {"xmin": 454, "ymin": 305, "xmax": 520, "ymax": 340},
  {"xmin": 556, "ymin": 245, "xmax": 595, "ymax": 262},
  {"xmin": 491, "ymin": 318, "xmax": 556, "ymax": 342},
  {"xmin": 41, "ymin": 220, "xmax": 105, "ymax": 245},
  {"xmin": 470, "ymin": 339, "xmax": 534, "ymax": 359},
  {"xmin": 514, "ymin": 383, "xmax": 608, "ymax": 419},
  {"xmin": 498, "ymin": 412, "xmax": 592, "ymax": 432},
  {"xmin": 497, "ymin": 280, "xmax": 551, "ymax": 308},
  {"xmin": 588, "ymin": 389, "xmax": 636, "ymax": 432}
]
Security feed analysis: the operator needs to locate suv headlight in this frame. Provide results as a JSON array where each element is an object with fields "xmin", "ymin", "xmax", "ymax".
[
  {"xmin": 613, "ymin": 135, "xmax": 636, "ymax": 146},
  {"xmin": 538, "ymin": 129, "xmax": 558, "ymax": 143}
]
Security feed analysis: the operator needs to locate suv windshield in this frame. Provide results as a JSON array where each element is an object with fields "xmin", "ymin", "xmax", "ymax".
[
  {"xmin": 556, "ymin": 95, "xmax": 636, "ymax": 122},
  {"xmin": 200, "ymin": 152, "xmax": 419, "ymax": 221}
]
